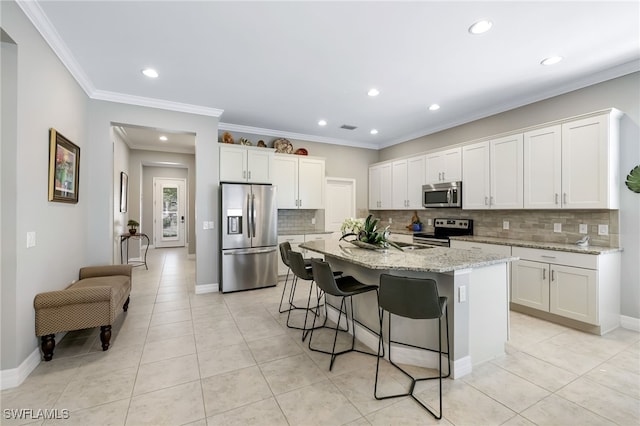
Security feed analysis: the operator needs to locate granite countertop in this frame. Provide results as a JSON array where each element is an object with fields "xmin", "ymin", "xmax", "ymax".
[
  {"xmin": 300, "ymin": 239, "xmax": 517, "ymax": 274},
  {"xmin": 450, "ymin": 235, "xmax": 622, "ymax": 255},
  {"xmin": 278, "ymin": 230, "xmax": 334, "ymax": 236}
]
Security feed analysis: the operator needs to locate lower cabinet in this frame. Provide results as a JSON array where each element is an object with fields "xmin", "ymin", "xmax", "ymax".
[
  {"xmin": 277, "ymin": 233, "xmax": 332, "ymax": 276},
  {"xmin": 511, "ymin": 246, "xmax": 618, "ymax": 332}
]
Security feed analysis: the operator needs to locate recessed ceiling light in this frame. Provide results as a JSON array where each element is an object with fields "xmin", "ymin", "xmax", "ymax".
[
  {"xmin": 429, "ymin": 104, "xmax": 441, "ymax": 111},
  {"xmin": 159, "ymin": 135, "xmax": 168, "ymax": 141},
  {"xmin": 142, "ymin": 68, "xmax": 159, "ymax": 78},
  {"xmin": 368, "ymin": 88, "xmax": 380, "ymax": 97},
  {"xmin": 541, "ymin": 56, "xmax": 563, "ymax": 66},
  {"xmin": 318, "ymin": 119, "xmax": 327, "ymax": 126},
  {"xmin": 469, "ymin": 20, "xmax": 493, "ymax": 35},
  {"xmin": 370, "ymin": 129, "xmax": 378, "ymax": 135}
]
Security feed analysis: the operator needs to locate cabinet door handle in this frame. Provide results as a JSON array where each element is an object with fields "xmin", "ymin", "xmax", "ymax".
[
  {"xmin": 299, "ymin": 199, "xmax": 302, "ymax": 207},
  {"xmin": 442, "ymin": 172, "xmax": 445, "ymax": 181},
  {"xmin": 243, "ymin": 171, "xmax": 247, "ymax": 179},
  {"xmin": 563, "ymin": 193, "xmax": 567, "ymax": 204},
  {"xmin": 551, "ymin": 270, "xmax": 555, "ymax": 281},
  {"xmin": 248, "ymin": 171, "xmax": 251, "ymax": 180},
  {"xmin": 484, "ymin": 196, "xmax": 489, "ymax": 206},
  {"xmin": 490, "ymin": 196, "xmax": 494, "ymax": 206},
  {"xmin": 555, "ymin": 193, "xmax": 559, "ymax": 205},
  {"xmin": 438, "ymin": 172, "xmax": 442, "ymax": 181},
  {"xmin": 542, "ymin": 269, "xmax": 546, "ymax": 280},
  {"xmin": 541, "ymin": 255, "xmax": 556, "ymax": 259}
]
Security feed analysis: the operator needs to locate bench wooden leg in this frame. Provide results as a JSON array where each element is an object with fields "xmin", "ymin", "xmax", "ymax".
[
  {"xmin": 100, "ymin": 325, "xmax": 112, "ymax": 351},
  {"xmin": 123, "ymin": 296, "xmax": 130, "ymax": 312},
  {"xmin": 41, "ymin": 334, "xmax": 55, "ymax": 361}
]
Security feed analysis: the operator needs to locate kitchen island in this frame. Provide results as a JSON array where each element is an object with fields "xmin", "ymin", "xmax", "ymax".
[{"xmin": 299, "ymin": 238, "xmax": 517, "ymax": 378}]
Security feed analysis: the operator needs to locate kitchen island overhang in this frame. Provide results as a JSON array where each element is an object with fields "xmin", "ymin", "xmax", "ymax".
[{"xmin": 299, "ymin": 239, "xmax": 518, "ymax": 379}]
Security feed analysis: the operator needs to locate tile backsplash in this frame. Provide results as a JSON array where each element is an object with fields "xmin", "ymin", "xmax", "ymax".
[
  {"xmin": 373, "ymin": 209, "xmax": 619, "ymax": 247},
  {"xmin": 278, "ymin": 209, "xmax": 324, "ymax": 233}
]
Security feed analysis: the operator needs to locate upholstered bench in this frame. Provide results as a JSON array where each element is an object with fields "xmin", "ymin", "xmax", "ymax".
[{"xmin": 34, "ymin": 264, "xmax": 133, "ymax": 361}]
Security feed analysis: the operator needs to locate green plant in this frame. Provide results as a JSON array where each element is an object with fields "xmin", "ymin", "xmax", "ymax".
[
  {"xmin": 127, "ymin": 219, "xmax": 139, "ymax": 229},
  {"xmin": 340, "ymin": 214, "xmax": 401, "ymax": 250},
  {"xmin": 625, "ymin": 165, "xmax": 640, "ymax": 193}
]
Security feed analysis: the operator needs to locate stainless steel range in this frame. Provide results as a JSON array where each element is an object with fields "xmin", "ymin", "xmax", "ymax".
[{"xmin": 413, "ymin": 218, "xmax": 473, "ymax": 247}]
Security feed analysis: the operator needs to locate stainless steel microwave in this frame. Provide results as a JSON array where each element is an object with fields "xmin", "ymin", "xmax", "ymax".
[{"xmin": 422, "ymin": 181, "xmax": 462, "ymax": 208}]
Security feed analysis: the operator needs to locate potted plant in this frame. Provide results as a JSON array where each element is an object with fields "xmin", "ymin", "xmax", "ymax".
[
  {"xmin": 127, "ymin": 219, "xmax": 139, "ymax": 235},
  {"xmin": 340, "ymin": 215, "xmax": 401, "ymax": 250}
]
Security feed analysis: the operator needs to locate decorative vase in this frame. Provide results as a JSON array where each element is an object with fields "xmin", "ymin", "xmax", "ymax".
[
  {"xmin": 129, "ymin": 229, "xmax": 137, "ymax": 235},
  {"xmin": 412, "ymin": 223, "xmax": 422, "ymax": 231}
]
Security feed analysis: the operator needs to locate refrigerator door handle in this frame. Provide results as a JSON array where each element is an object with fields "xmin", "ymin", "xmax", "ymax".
[
  {"xmin": 246, "ymin": 193, "xmax": 252, "ymax": 238},
  {"xmin": 223, "ymin": 248, "xmax": 277, "ymax": 255},
  {"xmin": 251, "ymin": 193, "xmax": 257, "ymax": 237}
]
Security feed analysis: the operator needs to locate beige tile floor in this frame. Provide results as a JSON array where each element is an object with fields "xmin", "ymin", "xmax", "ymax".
[{"xmin": 2, "ymin": 247, "xmax": 639, "ymax": 426}]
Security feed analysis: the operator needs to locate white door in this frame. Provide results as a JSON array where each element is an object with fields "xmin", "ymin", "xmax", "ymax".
[
  {"xmin": 154, "ymin": 178, "xmax": 187, "ymax": 248},
  {"xmin": 324, "ymin": 177, "xmax": 356, "ymax": 233}
]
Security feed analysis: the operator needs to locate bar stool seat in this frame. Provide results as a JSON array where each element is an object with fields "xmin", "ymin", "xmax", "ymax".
[
  {"xmin": 278, "ymin": 241, "xmax": 313, "ymax": 314},
  {"xmin": 374, "ymin": 273, "xmax": 450, "ymax": 419},
  {"xmin": 308, "ymin": 259, "xmax": 381, "ymax": 371}
]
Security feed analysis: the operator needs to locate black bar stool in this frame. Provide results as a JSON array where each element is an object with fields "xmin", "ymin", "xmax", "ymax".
[
  {"xmin": 286, "ymin": 250, "xmax": 327, "ymax": 341},
  {"xmin": 278, "ymin": 241, "xmax": 313, "ymax": 313},
  {"xmin": 374, "ymin": 274, "xmax": 450, "ymax": 419},
  {"xmin": 308, "ymin": 259, "xmax": 381, "ymax": 371}
]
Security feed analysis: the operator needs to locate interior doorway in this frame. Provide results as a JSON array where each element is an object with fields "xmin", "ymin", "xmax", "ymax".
[
  {"xmin": 153, "ymin": 177, "xmax": 187, "ymax": 248},
  {"xmin": 324, "ymin": 177, "xmax": 356, "ymax": 235}
]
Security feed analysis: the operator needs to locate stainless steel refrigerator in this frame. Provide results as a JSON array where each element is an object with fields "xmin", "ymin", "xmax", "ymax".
[{"xmin": 220, "ymin": 183, "xmax": 278, "ymax": 293}]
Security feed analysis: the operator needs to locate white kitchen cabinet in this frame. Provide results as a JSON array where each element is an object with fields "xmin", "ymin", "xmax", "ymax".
[
  {"xmin": 277, "ymin": 234, "xmax": 304, "ymax": 276},
  {"xmin": 462, "ymin": 134, "xmax": 523, "ymax": 210},
  {"xmin": 369, "ymin": 162, "xmax": 392, "ymax": 209},
  {"xmin": 511, "ymin": 246, "xmax": 620, "ymax": 333},
  {"xmin": 273, "ymin": 155, "xmax": 325, "ymax": 209},
  {"xmin": 523, "ymin": 125, "xmax": 562, "ymax": 209},
  {"xmin": 219, "ymin": 145, "xmax": 274, "ymax": 184},
  {"xmin": 561, "ymin": 112, "xmax": 620, "ymax": 209},
  {"xmin": 391, "ymin": 155, "xmax": 425, "ymax": 209},
  {"xmin": 511, "ymin": 260, "xmax": 550, "ymax": 311},
  {"xmin": 523, "ymin": 110, "xmax": 621, "ymax": 209},
  {"xmin": 425, "ymin": 147, "xmax": 461, "ymax": 184}
]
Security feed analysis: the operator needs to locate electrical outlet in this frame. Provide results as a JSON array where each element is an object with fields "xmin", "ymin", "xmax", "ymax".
[
  {"xmin": 553, "ymin": 223, "xmax": 562, "ymax": 233},
  {"xmin": 579, "ymin": 224, "xmax": 588, "ymax": 234},
  {"xmin": 598, "ymin": 224, "xmax": 609, "ymax": 236},
  {"xmin": 311, "ymin": 217, "xmax": 316, "ymax": 225},
  {"xmin": 458, "ymin": 285, "xmax": 467, "ymax": 303},
  {"xmin": 503, "ymin": 221, "xmax": 509, "ymax": 230},
  {"xmin": 209, "ymin": 221, "xmax": 215, "ymax": 229},
  {"xmin": 203, "ymin": 221, "xmax": 209, "ymax": 230},
  {"xmin": 427, "ymin": 219, "xmax": 433, "ymax": 226},
  {"xmin": 26, "ymin": 231, "xmax": 36, "ymax": 248},
  {"xmin": 388, "ymin": 218, "xmax": 392, "ymax": 224}
]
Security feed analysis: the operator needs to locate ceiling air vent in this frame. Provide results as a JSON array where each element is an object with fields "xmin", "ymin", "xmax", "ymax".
[{"xmin": 340, "ymin": 124, "xmax": 358, "ymax": 130}]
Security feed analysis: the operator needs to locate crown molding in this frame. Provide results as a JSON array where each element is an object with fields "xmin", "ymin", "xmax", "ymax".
[
  {"xmin": 379, "ymin": 60, "xmax": 640, "ymax": 149},
  {"xmin": 92, "ymin": 90, "xmax": 224, "ymax": 118},
  {"xmin": 218, "ymin": 122, "xmax": 379, "ymax": 150},
  {"xmin": 17, "ymin": 0, "xmax": 95, "ymax": 96}
]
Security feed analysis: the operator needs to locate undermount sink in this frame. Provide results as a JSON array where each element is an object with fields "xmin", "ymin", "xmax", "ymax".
[{"xmin": 392, "ymin": 241, "xmax": 434, "ymax": 250}]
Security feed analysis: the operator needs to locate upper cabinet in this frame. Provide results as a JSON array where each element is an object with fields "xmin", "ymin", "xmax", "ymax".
[
  {"xmin": 391, "ymin": 155, "xmax": 426, "ymax": 209},
  {"xmin": 273, "ymin": 154, "xmax": 325, "ymax": 209},
  {"xmin": 524, "ymin": 111, "xmax": 621, "ymax": 209},
  {"xmin": 425, "ymin": 147, "xmax": 461, "ymax": 184},
  {"xmin": 219, "ymin": 145, "xmax": 274, "ymax": 184},
  {"xmin": 369, "ymin": 162, "xmax": 392, "ymax": 210},
  {"xmin": 462, "ymin": 134, "xmax": 523, "ymax": 210}
]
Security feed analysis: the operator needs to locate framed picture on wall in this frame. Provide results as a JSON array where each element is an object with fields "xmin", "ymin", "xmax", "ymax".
[
  {"xmin": 120, "ymin": 172, "xmax": 128, "ymax": 213},
  {"xmin": 48, "ymin": 128, "xmax": 80, "ymax": 203}
]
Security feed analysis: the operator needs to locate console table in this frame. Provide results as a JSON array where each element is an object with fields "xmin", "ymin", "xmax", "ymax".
[{"xmin": 120, "ymin": 233, "xmax": 150, "ymax": 270}]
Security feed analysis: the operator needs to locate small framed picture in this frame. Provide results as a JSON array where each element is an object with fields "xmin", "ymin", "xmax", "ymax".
[
  {"xmin": 120, "ymin": 172, "xmax": 129, "ymax": 213},
  {"xmin": 48, "ymin": 128, "xmax": 80, "ymax": 203}
]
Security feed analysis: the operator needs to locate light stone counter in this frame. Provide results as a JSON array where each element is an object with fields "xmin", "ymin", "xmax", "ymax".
[
  {"xmin": 300, "ymin": 238, "xmax": 517, "ymax": 379},
  {"xmin": 450, "ymin": 235, "xmax": 622, "ymax": 255},
  {"xmin": 300, "ymin": 239, "xmax": 517, "ymax": 273}
]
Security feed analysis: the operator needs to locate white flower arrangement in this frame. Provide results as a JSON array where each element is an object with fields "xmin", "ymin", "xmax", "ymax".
[{"xmin": 340, "ymin": 217, "xmax": 365, "ymax": 235}]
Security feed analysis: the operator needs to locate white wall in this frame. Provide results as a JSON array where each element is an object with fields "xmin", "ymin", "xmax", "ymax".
[
  {"xmin": 380, "ymin": 72, "xmax": 640, "ymax": 319},
  {"xmin": 1, "ymin": 1, "xmax": 90, "ymax": 372},
  {"xmin": 113, "ymin": 128, "xmax": 130, "ymax": 261}
]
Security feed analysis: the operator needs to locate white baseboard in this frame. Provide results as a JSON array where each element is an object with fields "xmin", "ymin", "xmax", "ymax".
[
  {"xmin": 620, "ymin": 315, "xmax": 640, "ymax": 332},
  {"xmin": 0, "ymin": 347, "xmax": 41, "ymax": 390},
  {"xmin": 195, "ymin": 283, "xmax": 219, "ymax": 294}
]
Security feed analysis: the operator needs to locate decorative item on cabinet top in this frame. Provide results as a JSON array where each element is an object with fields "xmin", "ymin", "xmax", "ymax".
[
  {"xmin": 257, "ymin": 140, "xmax": 267, "ymax": 147},
  {"xmin": 239, "ymin": 137, "xmax": 252, "ymax": 146},
  {"xmin": 222, "ymin": 131, "xmax": 234, "ymax": 144},
  {"xmin": 274, "ymin": 138, "xmax": 293, "ymax": 153},
  {"xmin": 294, "ymin": 148, "xmax": 308, "ymax": 155}
]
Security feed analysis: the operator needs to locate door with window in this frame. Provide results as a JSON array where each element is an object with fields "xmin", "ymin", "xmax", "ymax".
[{"xmin": 154, "ymin": 178, "xmax": 186, "ymax": 248}]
